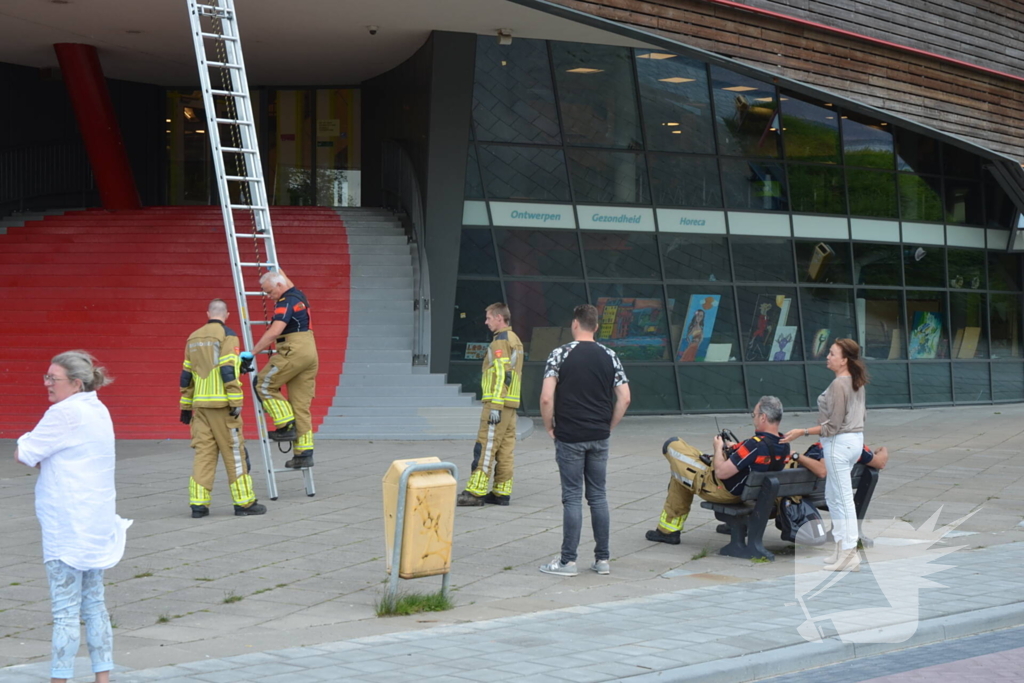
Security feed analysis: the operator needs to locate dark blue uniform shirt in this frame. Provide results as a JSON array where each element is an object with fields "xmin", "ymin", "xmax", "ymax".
[{"xmin": 272, "ymin": 287, "xmax": 312, "ymax": 335}]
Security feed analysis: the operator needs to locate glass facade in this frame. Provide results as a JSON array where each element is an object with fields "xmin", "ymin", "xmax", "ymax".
[{"xmin": 454, "ymin": 38, "xmax": 1024, "ymax": 414}]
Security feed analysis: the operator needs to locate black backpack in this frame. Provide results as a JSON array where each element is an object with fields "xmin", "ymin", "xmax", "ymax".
[{"xmin": 776, "ymin": 497, "xmax": 828, "ymax": 545}]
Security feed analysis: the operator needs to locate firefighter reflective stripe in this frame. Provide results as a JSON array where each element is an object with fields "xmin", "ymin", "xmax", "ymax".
[
  {"xmin": 479, "ymin": 327, "xmax": 524, "ymax": 409},
  {"xmin": 493, "ymin": 478, "xmax": 512, "ymax": 496},
  {"xmin": 181, "ymin": 323, "xmax": 243, "ymax": 409},
  {"xmin": 229, "ymin": 474, "xmax": 256, "ymax": 506},
  {"xmin": 190, "ymin": 477, "xmax": 211, "ymax": 506},
  {"xmin": 466, "ymin": 469, "xmax": 490, "ymax": 497},
  {"xmin": 659, "ymin": 511, "xmax": 687, "ymax": 533},
  {"xmin": 481, "ymin": 354, "xmax": 509, "ymax": 405},
  {"xmin": 262, "ymin": 398, "xmax": 294, "ymax": 426},
  {"xmin": 295, "ymin": 430, "xmax": 313, "ymax": 454}
]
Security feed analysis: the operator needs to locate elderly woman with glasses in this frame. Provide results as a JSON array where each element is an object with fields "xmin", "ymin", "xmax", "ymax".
[{"xmin": 14, "ymin": 351, "xmax": 131, "ymax": 683}]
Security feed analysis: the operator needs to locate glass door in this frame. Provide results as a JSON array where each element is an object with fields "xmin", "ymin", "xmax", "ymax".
[
  {"xmin": 165, "ymin": 90, "xmax": 212, "ymax": 205},
  {"xmin": 314, "ymin": 89, "xmax": 361, "ymax": 207}
]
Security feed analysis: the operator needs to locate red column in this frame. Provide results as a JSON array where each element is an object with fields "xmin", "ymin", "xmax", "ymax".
[{"xmin": 53, "ymin": 43, "xmax": 141, "ymax": 210}]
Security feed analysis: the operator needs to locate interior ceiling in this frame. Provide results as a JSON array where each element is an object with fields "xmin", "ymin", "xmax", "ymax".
[{"xmin": 0, "ymin": 0, "xmax": 651, "ymax": 85}]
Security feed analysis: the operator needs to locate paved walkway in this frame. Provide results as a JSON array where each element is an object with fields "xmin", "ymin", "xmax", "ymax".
[{"xmin": 2, "ymin": 404, "xmax": 1023, "ymax": 680}]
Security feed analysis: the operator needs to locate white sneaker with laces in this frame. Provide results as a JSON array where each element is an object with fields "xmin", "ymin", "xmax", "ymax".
[
  {"xmin": 591, "ymin": 559, "xmax": 610, "ymax": 575},
  {"xmin": 538, "ymin": 557, "xmax": 577, "ymax": 576}
]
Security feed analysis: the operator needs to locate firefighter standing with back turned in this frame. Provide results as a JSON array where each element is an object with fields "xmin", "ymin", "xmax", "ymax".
[
  {"xmin": 241, "ymin": 270, "xmax": 319, "ymax": 469},
  {"xmin": 457, "ymin": 303, "xmax": 523, "ymax": 507},
  {"xmin": 180, "ymin": 299, "xmax": 266, "ymax": 518}
]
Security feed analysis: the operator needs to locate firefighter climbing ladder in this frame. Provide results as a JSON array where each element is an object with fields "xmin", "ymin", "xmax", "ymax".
[{"xmin": 185, "ymin": 0, "xmax": 314, "ymax": 499}]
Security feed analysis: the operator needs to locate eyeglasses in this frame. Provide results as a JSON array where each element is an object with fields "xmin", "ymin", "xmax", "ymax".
[{"xmin": 43, "ymin": 375, "xmax": 72, "ymax": 385}]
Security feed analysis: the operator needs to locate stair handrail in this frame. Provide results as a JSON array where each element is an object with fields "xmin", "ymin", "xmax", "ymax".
[
  {"xmin": 0, "ymin": 140, "xmax": 94, "ymax": 216},
  {"xmin": 381, "ymin": 139, "xmax": 430, "ymax": 366}
]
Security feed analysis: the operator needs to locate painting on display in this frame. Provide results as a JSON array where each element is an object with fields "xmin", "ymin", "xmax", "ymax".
[
  {"xmin": 676, "ymin": 295, "xmax": 722, "ymax": 362},
  {"xmin": 596, "ymin": 297, "xmax": 669, "ymax": 360},
  {"xmin": 770, "ymin": 326, "xmax": 797, "ymax": 361},
  {"xmin": 810, "ymin": 328, "xmax": 831, "ymax": 360},
  {"xmin": 908, "ymin": 311, "xmax": 943, "ymax": 359},
  {"xmin": 746, "ymin": 294, "xmax": 786, "ymax": 361}
]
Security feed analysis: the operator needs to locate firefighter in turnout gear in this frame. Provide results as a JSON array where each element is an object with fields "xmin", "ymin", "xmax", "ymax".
[
  {"xmin": 245, "ymin": 270, "xmax": 319, "ymax": 469},
  {"xmin": 180, "ymin": 299, "xmax": 266, "ymax": 518},
  {"xmin": 457, "ymin": 303, "xmax": 523, "ymax": 507}
]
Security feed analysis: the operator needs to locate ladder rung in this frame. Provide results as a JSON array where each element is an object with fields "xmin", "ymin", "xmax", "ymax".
[
  {"xmin": 215, "ymin": 118, "xmax": 253, "ymax": 126},
  {"xmin": 233, "ymin": 235, "xmax": 271, "ymax": 241},
  {"xmin": 273, "ymin": 468, "xmax": 311, "ymax": 473},
  {"xmin": 197, "ymin": 6, "xmax": 232, "ymax": 18},
  {"xmin": 222, "ymin": 147, "xmax": 258, "ymax": 154},
  {"xmin": 247, "ymin": 320, "xmax": 271, "ymax": 325},
  {"xmin": 243, "ymin": 291, "xmax": 266, "ymax": 297},
  {"xmin": 224, "ymin": 175, "xmax": 263, "ymax": 182},
  {"xmin": 229, "ymin": 204, "xmax": 267, "ymax": 211},
  {"xmin": 210, "ymin": 89, "xmax": 248, "ymax": 97},
  {"xmin": 206, "ymin": 61, "xmax": 243, "ymax": 70},
  {"xmin": 201, "ymin": 32, "xmax": 238, "ymax": 41},
  {"xmin": 238, "ymin": 262, "xmax": 277, "ymax": 267}
]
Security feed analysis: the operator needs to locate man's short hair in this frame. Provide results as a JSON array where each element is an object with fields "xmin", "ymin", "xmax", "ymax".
[
  {"xmin": 207, "ymin": 299, "xmax": 228, "ymax": 317},
  {"xmin": 573, "ymin": 304, "xmax": 599, "ymax": 332},
  {"xmin": 260, "ymin": 270, "xmax": 288, "ymax": 288},
  {"xmin": 756, "ymin": 395, "xmax": 783, "ymax": 424},
  {"xmin": 486, "ymin": 302, "xmax": 511, "ymax": 324}
]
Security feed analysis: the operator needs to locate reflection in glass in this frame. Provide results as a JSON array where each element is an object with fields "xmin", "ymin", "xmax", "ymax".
[
  {"xmin": 451, "ymin": 280, "xmax": 504, "ymax": 359},
  {"xmin": 465, "ymin": 145, "xmax": 484, "ymax": 198},
  {"xmin": 989, "ymin": 252, "xmax": 1021, "ymax": 292},
  {"xmin": 667, "ymin": 286, "xmax": 739, "ymax": 362},
  {"xmin": 472, "ymin": 38, "xmax": 560, "ymax": 144},
  {"xmin": 910, "ymin": 363, "xmax": 952, "ymax": 403},
  {"xmin": 864, "ymin": 363, "xmax": 910, "ymax": 406},
  {"xmin": 477, "ymin": 145, "xmax": 571, "ymax": 201},
  {"xmin": 904, "ymin": 245, "xmax": 946, "ymax": 288},
  {"xmin": 504, "ymin": 281, "xmax": 587, "ymax": 361},
  {"xmin": 745, "ymin": 364, "xmax": 808, "ymax": 409},
  {"xmin": 582, "ymin": 231, "xmax": 661, "ymax": 279},
  {"xmin": 949, "ymin": 292, "xmax": 988, "ymax": 358},
  {"xmin": 796, "ymin": 240, "xmax": 852, "ymax": 284},
  {"xmin": 636, "ymin": 51, "xmax": 714, "ymax": 154},
  {"xmin": 788, "ymin": 164, "xmax": 846, "ymax": 214},
  {"xmin": 732, "ymin": 237, "xmax": 795, "ymax": 283},
  {"xmin": 710, "ymin": 67, "xmax": 780, "ymax": 157},
  {"xmin": 953, "ymin": 363, "xmax": 990, "ymax": 402},
  {"xmin": 591, "ymin": 284, "xmax": 671, "ymax": 361},
  {"xmin": 661, "ymin": 234, "xmax": 730, "ymax": 281},
  {"xmin": 458, "ymin": 229, "xmax": 498, "ymax": 276},
  {"xmin": 269, "ymin": 89, "xmax": 313, "ymax": 205},
  {"xmin": 944, "ymin": 180, "xmax": 984, "ymax": 225},
  {"xmin": 313, "ymin": 89, "xmax": 361, "ymax": 207},
  {"xmin": 986, "ymin": 183, "xmax": 1017, "ymax": 229},
  {"xmin": 567, "ymin": 149, "xmax": 649, "ymax": 204},
  {"xmin": 678, "ymin": 365, "xmax": 747, "ymax": 411},
  {"xmin": 448, "ymin": 363, "xmax": 483, "ymax": 401},
  {"xmin": 780, "ymin": 94, "xmax": 840, "ymax": 163},
  {"xmin": 801, "ymin": 288, "xmax": 856, "ymax": 362},
  {"xmin": 990, "ymin": 293, "xmax": 1022, "ymax": 358},
  {"xmin": 551, "ymin": 43, "xmax": 642, "ymax": 149},
  {"xmin": 942, "ymin": 143, "xmax": 982, "ymax": 179},
  {"xmin": 518, "ymin": 364, "xmax": 545, "ymax": 413},
  {"xmin": 947, "ymin": 249, "xmax": 985, "ymax": 290},
  {"xmin": 720, "ymin": 158, "xmax": 788, "ymax": 211},
  {"xmin": 856, "ymin": 289, "xmax": 906, "ymax": 360},
  {"xmin": 624, "ymin": 366, "xmax": 681, "ymax": 411},
  {"xmin": 649, "ymin": 154, "xmax": 722, "ymax": 208},
  {"xmin": 737, "ymin": 287, "xmax": 801, "ymax": 361},
  {"xmin": 495, "ymin": 229, "xmax": 583, "ymax": 278},
  {"xmin": 896, "ymin": 129, "xmax": 942, "ymax": 174},
  {"xmin": 842, "ymin": 113, "xmax": 894, "ymax": 169},
  {"xmin": 854, "ymin": 243, "xmax": 902, "ymax": 286},
  {"xmin": 992, "ymin": 362, "xmax": 1024, "ymax": 400},
  {"xmin": 906, "ymin": 290, "xmax": 949, "ymax": 359},
  {"xmin": 899, "ymin": 174, "xmax": 943, "ymax": 222},
  {"xmin": 847, "ymin": 169, "xmax": 897, "ymax": 218}
]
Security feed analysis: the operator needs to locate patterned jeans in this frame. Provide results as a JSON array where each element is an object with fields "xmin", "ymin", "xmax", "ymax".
[{"xmin": 44, "ymin": 559, "xmax": 114, "ymax": 679}]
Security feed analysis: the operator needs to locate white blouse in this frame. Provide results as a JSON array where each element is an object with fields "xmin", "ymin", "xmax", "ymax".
[{"xmin": 17, "ymin": 392, "xmax": 131, "ymax": 571}]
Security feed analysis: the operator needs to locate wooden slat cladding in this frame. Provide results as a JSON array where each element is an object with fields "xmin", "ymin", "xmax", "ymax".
[{"xmin": 550, "ymin": 0, "xmax": 1024, "ymax": 160}]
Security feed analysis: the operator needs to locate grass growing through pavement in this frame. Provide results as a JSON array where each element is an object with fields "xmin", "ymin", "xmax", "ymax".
[
  {"xmin": 375, "ymin": 590, "xmax": 454, "ymax": 617},
  {"xmin": 691, "ymin": 546, "xmax": 709, "ymax": 561}
]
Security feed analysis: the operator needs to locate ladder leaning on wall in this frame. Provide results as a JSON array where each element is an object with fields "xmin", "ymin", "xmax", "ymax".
[{"xmin": 184, "ymin": 0, "xmax": 315, "ymax": 499}]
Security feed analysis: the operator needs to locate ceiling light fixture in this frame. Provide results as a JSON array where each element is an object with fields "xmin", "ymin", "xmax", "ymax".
[
  {"xmin": 672, "ymin": 130, "xmax": 682, "ymax": 134},
  {"xmin": 880, "ymin": 122, "xmax": 888, "ymax": 126},
  {"xmin": 637, "ymin": 52, "xmax": 676, "ymax": 60},
  {"xmin": 165, "ymin": 118, "xmax": 171, "ymax": 123},
  {"xmin": 665, "ymin": 122, "xmax": 680, "ymax": 126},
  {"xmin": 658, "ymin": 77, "xmax": 695, "ymax": 83},
  {"xmin": 722, "ymin": 86, "xmax": 758, "ymax": 92},
  {"xmin": 566, "ymin": 68, "xmax": 603, "ymax": 74}
]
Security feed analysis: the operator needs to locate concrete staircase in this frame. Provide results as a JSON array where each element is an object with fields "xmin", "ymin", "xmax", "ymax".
[{"xmin": 317, "ymin": 208, "xmax": 482, "ymax": 440}]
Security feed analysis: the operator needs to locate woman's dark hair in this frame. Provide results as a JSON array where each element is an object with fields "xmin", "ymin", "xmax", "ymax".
[
  {"xmin": 834, "ymin": 338, "xmax": 869, "ymax": 391},
  {"xmin": 686, "ymin": 308, "xmax": 705, "ymax": 337},
  {"xmin": 52, "ymin": 350, "xmax": 113, "ymax": 392}
]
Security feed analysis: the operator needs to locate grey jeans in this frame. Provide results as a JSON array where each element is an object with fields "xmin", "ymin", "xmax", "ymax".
[{"xmin": 555, "ymin": 439, "xmax": 610, "ymax": 564}]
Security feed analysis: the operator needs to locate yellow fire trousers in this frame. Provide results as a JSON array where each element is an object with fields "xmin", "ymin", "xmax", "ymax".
[
  {"xmin": 189, "ymin": 407, "xmax": 255, "ymax": 507},
  {"xmin": 255, "ymin": 331, "xmax": 319, "ymax": 454},
  {"xmin": 657, "ymin": 437, "xmax": 740, "ymax": 534},
  {"xmin": 464, "ymin": 405, "xmax": 517, "ymax": 497}
]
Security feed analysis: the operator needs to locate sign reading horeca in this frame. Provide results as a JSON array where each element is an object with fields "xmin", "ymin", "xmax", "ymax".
[
  {"xmin": 576, "ymin": 205, "xmax": 655, "ymax": 231},
  {"xmin": 488, "ymin": 201, "xmax": 577, "ymax": 229},
  {"xmin": 656, "ymin": 209, "xmax": 727, "ymax": 234}
]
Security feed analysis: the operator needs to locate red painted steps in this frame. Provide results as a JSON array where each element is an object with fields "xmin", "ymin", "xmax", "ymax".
[{"xmin": 0, "ymin": 206, "xmax": 350, "ymax": 440}]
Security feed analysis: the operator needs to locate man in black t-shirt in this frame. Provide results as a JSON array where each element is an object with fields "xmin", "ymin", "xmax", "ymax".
[{"xmin": 538, "ymin": 304, "xmax": 631, "ymax": 577}]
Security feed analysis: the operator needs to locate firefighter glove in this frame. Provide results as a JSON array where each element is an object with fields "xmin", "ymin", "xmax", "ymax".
[
  {"xmin": 239, "ymin": 351, "xmax": 255, "ymax": 375},
  {"xmin": 488, "ymin": 409, "xmax": 501, "ymax": 425},
  {"xmin": 180, "ymin": 410, "xmax": 192, "ymax": 426},
  {"xmin": 229, "ymin": 406, "xmax": 242, "ymax": 418}
]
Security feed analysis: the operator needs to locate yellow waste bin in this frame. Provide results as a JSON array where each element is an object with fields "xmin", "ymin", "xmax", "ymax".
[{"xmin": 382, "ymin": 457, "xmax": 457, "ymax": 579}]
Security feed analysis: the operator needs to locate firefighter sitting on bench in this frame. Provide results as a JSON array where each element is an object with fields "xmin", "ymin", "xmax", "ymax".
[{"xmin": 645, "ymin": 395, "xmax": 790, "ymax": 545}]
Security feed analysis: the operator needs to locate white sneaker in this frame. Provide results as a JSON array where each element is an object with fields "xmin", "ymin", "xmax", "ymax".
[
  {"xmin": 591, "ymin": 559, "xmax": 610, "ymax": 575},
  {"xmin": 539, "ymin": 557, "xmax": 577, "ymax": 576}
]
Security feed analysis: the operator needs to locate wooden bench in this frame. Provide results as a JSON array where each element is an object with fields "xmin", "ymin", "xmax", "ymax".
[{"xmin": 700, "ymin": 464, "xmax": 879, "ymax": 561}]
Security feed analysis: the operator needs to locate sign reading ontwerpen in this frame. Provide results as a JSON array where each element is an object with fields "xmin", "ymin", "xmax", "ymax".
[
  {"xmin": 656, "ymin": 209, "xmax": 726, "ymax": 234},
  {"xmin": 577, "ymin": 205, "xmax": 655, "ymax": 232},
  {"xmin": 489, "ymin": 201, "xmax": 576, "ymax": 229}
]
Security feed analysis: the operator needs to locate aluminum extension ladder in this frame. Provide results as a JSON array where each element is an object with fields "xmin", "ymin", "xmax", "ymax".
[{"xmin": 185, "ymin": 0, "xmax": 314, "ymax": 499}]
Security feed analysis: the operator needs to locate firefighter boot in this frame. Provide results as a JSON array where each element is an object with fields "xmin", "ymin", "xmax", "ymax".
[
  {"xmin": 645, "ymin": 528, "xmax": 681, "ymax": 544},
  {"xmin": 285, "ymin": 453, "xmax": 314, "ymax": 469},
  {"xmin": 270, "ymin": 422, "xmax": 297, "ymax": 442},
  {"xmin": 457, "ymin": 491, "xmax": 486, "ymax": 507},
  {"xmin": 234, "ymin": 501, "xmax": 267, "ymax": 516},
  {"xmin": 191, "ymin": 505, "xmax": 209, "ymax": 519}
]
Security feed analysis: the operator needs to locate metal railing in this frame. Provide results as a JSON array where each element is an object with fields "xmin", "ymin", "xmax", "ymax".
[
  {"xmin": 381, "ymin": 139, "xmax": 431, "ymax": 366},
  {"xmin": 0, "ymin": 141, "xmax": 94, "ymax": 215}
]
